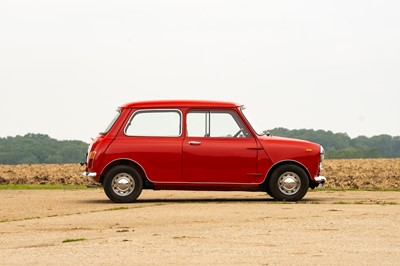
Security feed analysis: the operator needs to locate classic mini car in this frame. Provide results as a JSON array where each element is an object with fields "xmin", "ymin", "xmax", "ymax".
[{"xmin": 82, "ymin": 100, "xmax": 326, "ymax": 203}]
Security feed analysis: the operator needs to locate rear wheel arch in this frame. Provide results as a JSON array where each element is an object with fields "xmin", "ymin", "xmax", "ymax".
[{"xmin": 99, "ymin": 159, "xmax": 149, "ymax": 187}]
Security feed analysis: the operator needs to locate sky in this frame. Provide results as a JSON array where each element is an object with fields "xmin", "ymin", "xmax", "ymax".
[{"xmin": 1, "ymin": 0, "xmax": 399, "ymax": 142}]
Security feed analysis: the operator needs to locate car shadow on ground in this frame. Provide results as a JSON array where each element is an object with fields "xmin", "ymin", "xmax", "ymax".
[{"xmin": 81, "ymin": 197, "xmax": 319, "ymax": 204}]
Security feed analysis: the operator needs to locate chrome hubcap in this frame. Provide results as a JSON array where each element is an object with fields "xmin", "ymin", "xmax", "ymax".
[
  {"xmin": 112, "ymin": 173, "xmax": 135, "ymax": 196},
  {"xmin": 278, "ymin": 172, "xmax": 301, "ymax": 195}
]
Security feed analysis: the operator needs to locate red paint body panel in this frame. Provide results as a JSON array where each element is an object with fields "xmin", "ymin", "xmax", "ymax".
[
  {"xmin": 103, "ymin": 136, "xmax": 184, "ymax": 182},
  {"xmin": 182, "ymin": 137, "xmax": 258, "ymax": 183},
  {"xmin": 85, "ymin": 100, "xmax": 324, "ymax": 191},
  {"xmin": 258, "ymin": 136, "xmax": 322, "ymax": 180}
]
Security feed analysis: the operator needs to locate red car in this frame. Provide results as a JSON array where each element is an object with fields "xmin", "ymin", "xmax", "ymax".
[{"xmin": 83, "ymin": 100, "xmax": 326, "ymax": 203}]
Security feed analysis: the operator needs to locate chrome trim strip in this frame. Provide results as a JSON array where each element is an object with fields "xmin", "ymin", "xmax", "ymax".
[{"xmin": 124, "ymin": 109, "xmax": 183, "ymax": 137}]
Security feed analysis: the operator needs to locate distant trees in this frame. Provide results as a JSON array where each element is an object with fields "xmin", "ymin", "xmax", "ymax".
[
  {"xmin": 0, "ymin": 134, "xmax": 88, "ymax": 164},
  {"xmin": 0, "ymin": 130, "xmax": 399, "ymax": 164},
  {"xmin": 265, "ymin": 128, "xmax": 400, "ymax": 159}
]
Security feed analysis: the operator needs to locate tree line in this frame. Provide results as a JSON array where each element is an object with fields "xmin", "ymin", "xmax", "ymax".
[
  {"xmin": 0, "ymin": 130, "xmax": 399, "ymax": 164},
  {"xmin": 0, "ymin": 133, "xmax": 88, "ymax": 165},
  {"xmin": 265, "ymin": 128, "xmax": 400, "ymax": 159}
]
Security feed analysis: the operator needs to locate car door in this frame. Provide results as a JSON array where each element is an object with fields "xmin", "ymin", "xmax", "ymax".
[
  {"xmin": 182, "ymin": 109, "xmax": 259, "ymax": 183},
  {"xmin": 110, "ymin": 109, "xmax": 183, "ymax": 182}
]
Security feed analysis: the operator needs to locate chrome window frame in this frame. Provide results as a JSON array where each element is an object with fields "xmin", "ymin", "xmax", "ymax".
[{"xmin": 124, "ymin": 109, "xmax": 183, "ymax": 137}]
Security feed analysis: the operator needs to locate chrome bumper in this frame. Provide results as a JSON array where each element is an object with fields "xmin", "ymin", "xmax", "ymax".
[
  {"xmin": 314, "ymin": 175, "xmax": 326, "ymax": 189},
  {"xmin": 83, "ymin": 172, "xmax": 97, "ymax": 178}
]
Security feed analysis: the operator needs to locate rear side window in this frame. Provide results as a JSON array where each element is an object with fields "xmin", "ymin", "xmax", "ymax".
[
  {"xmin": 125, "ymin": 110, "xmax": 182, "ymax": 137},
  {"xmin": 101, "ymin": 109, "xmax": 121, "ymax": 134}
]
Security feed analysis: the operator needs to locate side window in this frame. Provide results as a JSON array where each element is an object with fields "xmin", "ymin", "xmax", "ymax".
[
  {"xmin": 186, "ymin": 112, "xmax": 209, "ymax": 137},
  {"xmin": 210, "ymin": 112, "xmax": 242, "ymax": 137},
  {"xmin": 187, "ymin": 110, "xmax": 249, "ymax": 138},
  {"xmin": 125, "ymin": 110, "xmax": 181, "ymax": 137}
]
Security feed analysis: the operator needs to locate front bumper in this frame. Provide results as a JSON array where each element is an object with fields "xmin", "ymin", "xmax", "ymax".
[
  {"xmin": 83, "ymin": 172, "xmax": 97, "ymax": 178},
  {"xmin": 314, "ymin": 175, "xmax": 326, "ymax": 188}
]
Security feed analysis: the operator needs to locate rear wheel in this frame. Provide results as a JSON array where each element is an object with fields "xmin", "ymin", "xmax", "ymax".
[
  {"xmin": 268, "ymin": 164, "xmax": 309, "ymax": 201},
  {"xmin": 103, "ymin": 165, "xmax": 143, "ymax": 203}
]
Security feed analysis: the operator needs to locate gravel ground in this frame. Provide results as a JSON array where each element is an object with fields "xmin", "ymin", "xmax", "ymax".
[{"xmin": 0, "ymin": 189, "xmax": 399, "ymax": 265}]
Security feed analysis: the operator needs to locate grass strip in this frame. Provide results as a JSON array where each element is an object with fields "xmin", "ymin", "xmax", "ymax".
[
  {"xmin": 62, "ymin": 238, "xmax": 86, "ymax": 243},
  {"xmin": 0, "ymin": 184, "xmax": 88, "ymax": 190},
  {"xmin": 105, "ymin": 206, "xmax": 129, "ymax": 211}
]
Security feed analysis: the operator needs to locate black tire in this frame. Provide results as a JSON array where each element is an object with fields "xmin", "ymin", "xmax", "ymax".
[
  {"xmin": 103, "ymin": 165, "xmax": 143, "ymax": 203},
  {"xmin": 265, "ymin": 184, "xmax": 273, "ymax": 198},
  {"xmin": 268, "ymin": 164, "xmax": 309, "ymax": 201}
]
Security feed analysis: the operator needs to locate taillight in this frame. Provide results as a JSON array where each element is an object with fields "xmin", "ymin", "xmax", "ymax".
[{"xmin": 88, "ymin": 151, "xmax": 96, "ymax": 169}]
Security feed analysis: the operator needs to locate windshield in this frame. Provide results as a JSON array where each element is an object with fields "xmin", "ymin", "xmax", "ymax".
[
  {"xmin": 100, "ymin": 109, "xmax": 121, "ymax": 134},
  {"xmin": 241, "ymin": 107, "xmax": 265, "ymax": 136}
]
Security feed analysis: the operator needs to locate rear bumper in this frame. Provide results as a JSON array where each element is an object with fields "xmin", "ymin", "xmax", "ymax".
[
  {"xmin": 314, "ymin": 175, "xmax": 326, "ymax": 188},
  {"xmin": 83, "ymin": 172, "xmax": 97, "ymax": 178}
]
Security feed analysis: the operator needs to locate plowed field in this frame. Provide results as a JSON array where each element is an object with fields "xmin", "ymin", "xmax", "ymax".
[{"xmin": 1, "ymin": 159, "xmax": 399, "ymax": 190}]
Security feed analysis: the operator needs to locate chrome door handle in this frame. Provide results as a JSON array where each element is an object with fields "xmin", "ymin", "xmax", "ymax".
[{"xmin": 188, "ymin": 141, "xmax": 201, "ymax": 145}]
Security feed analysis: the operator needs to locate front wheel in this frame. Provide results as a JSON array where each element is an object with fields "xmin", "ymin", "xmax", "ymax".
[
  {"xmin": 103, "ymin": 165, "xmax": 143, "ymax": 203},
  {"xmin": 268, "ymin": 164, "xmax": 309, "ymax": 201}
]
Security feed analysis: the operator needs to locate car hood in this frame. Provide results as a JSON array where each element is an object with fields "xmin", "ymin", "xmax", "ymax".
[{"xmin": 258, "ymin": 135, "xmax": 321, "ymax": 163}]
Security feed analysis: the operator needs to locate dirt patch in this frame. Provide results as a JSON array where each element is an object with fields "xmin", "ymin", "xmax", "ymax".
[
  {"xmin": 1, "ymin": 159, "xmax": 400, "ymax": 190},
  {"xmin": 0, "ymin": 190, "xmax": 399, "ymax": 265},
  {"xmin": 322, "ymin": 158, "xmax": 400, "ymax": 190},
  {"xmin": 0, "ymin": 164, "xmax": 91, "ymax": 185}
]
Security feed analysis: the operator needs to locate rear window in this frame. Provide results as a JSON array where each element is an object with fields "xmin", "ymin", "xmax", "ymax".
[
  {"xmin": 100, "ymin": 110, "xmax": 121, "ymax": 134},
  {"xmin": 125, "ymin": 110, "xmax": 182, "ymax": 137}
]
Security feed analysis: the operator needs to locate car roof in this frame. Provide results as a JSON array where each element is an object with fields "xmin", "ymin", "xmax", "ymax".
[{"xmin": 120, "ymin": 100, "xmax": 242, "ymax": 109}]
